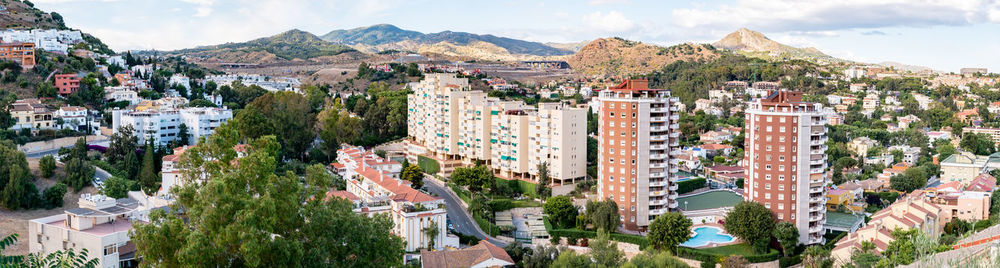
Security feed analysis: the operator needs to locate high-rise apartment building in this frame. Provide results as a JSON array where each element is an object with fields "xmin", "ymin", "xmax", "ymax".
[
  {"xmin": 406, "ymin": 73, "xmax": 587, "ymax": 184},
  {"xmin": 112, "ymin": 107, "xmax": 233, "ymax": 146},
  {"xmin": 744, "ymin": 90, "xmax": 828, "ymax": 244},
  {"xmin": 595, "ymin": 79, "xmax": 682, "ymax": 231}
]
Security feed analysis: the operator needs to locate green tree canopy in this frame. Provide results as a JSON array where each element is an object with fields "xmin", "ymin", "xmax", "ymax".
[
  {"xmin": 131, "ymin": 123, "xmax": 404, "ymax": 267},
  {"xmin": 723, "ymin": 201, "xmax": 776, "ymax": 253},
  {"xmin": 586, "ymin": 198, "xmax": 621, "ymax": 233},
  {"xmin": 773, "ymin": 222, "xmax": 799, "ymax": 256},
  {"xmin": 544, "ymin": 196, "xmax": 578, "ymax": 229},
  {"xmin": 648, "ymin": 212, "xmax": 692, "ymax": 253}
]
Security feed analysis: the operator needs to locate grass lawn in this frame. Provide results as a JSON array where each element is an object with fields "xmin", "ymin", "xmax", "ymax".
[
  {"xmin": 417, "ymin": 155, "xmax": 440, "ymax": 174},
  {"xmin": 449, "ymin": 183, "xmax": 472, "ymax": 204},
  {"xmin": 511, "ymin": 199, "xmax": 541, "ymax": 207},
  {"xmin": 697, "ymin": 243, "xmax": 758, "ymax": 256},
  {"xmin": 496, "ymin": 178, "xmax": 537, "ymax": 198},
  {"xmin": 676, "ymin": 191, "xmax": 743, "ymax": 210}
]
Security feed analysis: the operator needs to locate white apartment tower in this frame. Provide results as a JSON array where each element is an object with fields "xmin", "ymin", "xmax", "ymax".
[
  {"xmin": 744, "ymin": 90, "xmax": 828, "ymax": 245},
  {"xmin": 595, "ymin": 79, "xmax": 682, "ymax": 231},
  {"xmin": 406, "ymin": 73, "xmax": 587, "ymax": 184}
]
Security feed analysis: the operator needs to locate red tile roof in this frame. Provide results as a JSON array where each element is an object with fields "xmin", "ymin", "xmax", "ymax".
[
  {"xmin": 353, "ymin": 167, "xmax": 439, "ymax": 203},
  {"xmin": 420, "ymin": 240, "xmax": 514, "ymax": 268},
  {"xmin": 326, "ymin": 190, "xmax": 359, "ymax": 201}
]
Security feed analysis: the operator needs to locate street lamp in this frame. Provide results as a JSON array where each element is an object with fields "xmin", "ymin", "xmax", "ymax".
[{"xmin": 684, "ymin": 201, "xmax": 688, "ymax": 210}]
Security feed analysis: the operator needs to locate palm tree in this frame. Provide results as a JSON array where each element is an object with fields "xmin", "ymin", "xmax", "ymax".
[
  {"xmin": 0, "ymin": 234, "xmax": 23, "ymax": 266},
  {"xmin": 423, "ymin": 220, "xmax": 440, "ymax": 250},
  {"xmin": 22, "ymin": 248, "xmax": 99, "ymax": 268}
]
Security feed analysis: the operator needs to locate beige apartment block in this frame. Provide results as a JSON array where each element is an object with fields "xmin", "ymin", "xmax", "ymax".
[{"xmin": 406, "ymin": 73, "xmax": 586, "ymax": 184}]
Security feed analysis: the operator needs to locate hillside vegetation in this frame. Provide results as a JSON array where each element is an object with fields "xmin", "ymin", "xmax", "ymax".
[
  {"xmin": 321, "ymin": 24, "xmax": 574, "ymax": 56},
  {"xmin": 171, "ymin": 30, "xmax": 360, "ymax": 64},
  {"xmin": 568, "ymin": 38, "xmax": 718, "ymax": 76}
]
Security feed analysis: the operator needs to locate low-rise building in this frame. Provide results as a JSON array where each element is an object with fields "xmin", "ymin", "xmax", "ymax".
[
  {"xmin": 104, "ymin": 86, "xmax": 141, "ymax": 105},
  {"xmin": 29, "ymin": 193, "xmax": 162, "ymax": 268},
  {"xmin": 831, "ymin": 195, "xmax": 944, "ymax": 266},
  {"xmin": 336, "ymin": 146, "xmax": 402, "ymax": 178},
  {"xmin": 940, "ymin": 151, "xmax": 991, "ymax": 185},
  {"xmin": 699, "ymin": 130, "xmax": 733, "ymax": 143},
  {"xmin": 55, "ymin": 106, "xmax": 96, "ymax": 132},
  {"xmin": 9, "ymin": 98, "xmax": 53, "ymax": 132},
  {"xmin": 111, "ymin": 107, "xmax": 233, "ymax": 146},
  {"xmin": 54, "ymin": 73, "xmax": 81, "ymax": 95},
  {"xmin": 888, "ymin": 145, "xmax": 921, "ymax": 165},
  {"xmin": 420, "ymin": 239, "xmax": 514, "ymax": 268},
  {"xmin": 848, "ymin": 137, "xmax": 879, "ymax": 157},
  {"xmin": 0, "ymin": 41, "xmax": 34, "ymax": 67}
]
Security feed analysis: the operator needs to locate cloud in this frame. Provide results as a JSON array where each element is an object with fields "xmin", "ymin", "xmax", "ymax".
[
  {"xmin": 861, "ymin": 30, "xmax": 887, "ymax": 35},
  {"xmin": 588, "ymin": 0, "xmax": 629, "ymax": 5},
  {"xmin": 787, "ymin": 30, "xmax": 839, "ymax": 37},
  {"xmin": 672, "ymin": 0, "xmax": 1000, "ymax": 32},
  {"xmin": 180, "ymin": 0, "xmax": 214, "ymax": 17},
  {"xmin": 582, "ymin": 11, "xmax": 635, "ymax": 32}
]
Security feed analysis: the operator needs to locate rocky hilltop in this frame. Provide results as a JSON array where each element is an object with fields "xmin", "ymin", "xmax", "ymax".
[{"xmin": 568, "ymin": 38, "xmax": 718, "ymax": 76}]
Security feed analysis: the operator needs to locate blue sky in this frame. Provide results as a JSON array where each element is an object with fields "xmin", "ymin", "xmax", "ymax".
[{"xmin": 34, "ymin": 0, "xmax": 1000, "ymax": 72}]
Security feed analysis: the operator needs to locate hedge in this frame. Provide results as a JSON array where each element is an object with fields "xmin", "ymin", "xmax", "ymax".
[
  {"xmin": 678, "ymin": 178, "xmax": 707, "ymax": 194},
  {"xmin": 450, "ymin": 230, "xmax": 479, "ymax": 245},
  {"xmin": 496, "ymin": 178, "xmax": 537, "ymax": 197},
  {"xmin": 677, "ymin": 246, "xmax": 780, "ymax": 264},
  {"xmin": 779, "ymin": 256, "xmax": 802, "ymax": 268},
  {"xmin": 418, "ymin": 155, "xmax": 440, "ymax": 174},
  {"xmin": 547, "ymin": 227, "xmax": 650, "ymax": 249},
  {"xmin": 474, "ymin": 214, "xmax": 500, "ymax": 237},
  {"xmin": 488, "ymin": 199, "xmax": 515, "ymax": 212},
  {"xmin": 449, "ymin": 183, "xmax": 471, "ymax": 204}
]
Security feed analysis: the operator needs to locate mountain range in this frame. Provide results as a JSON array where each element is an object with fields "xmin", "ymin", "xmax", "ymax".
[
  {"xmin": 320, "ymin": 24, "xmax": 574, "ymax": 56},
  {"xmin": 712, "ymin": 28, "xmax": 844, "ymax": 63}
]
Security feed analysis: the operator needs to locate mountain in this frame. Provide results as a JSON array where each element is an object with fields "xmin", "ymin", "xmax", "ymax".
[
  {"xmin": 0, "ymin": 0, "xmax": 65, "ymax": 29},
  {"xmin": 320, "ymin": 24, "xmax": 574, "ymax": 56},
  {"xmin": 713, "ymin": 28, "xmax": 843, "ymax": 63},
  {"xmin": 545, "ymin": 41, "xmax": 590, "ymax": 53},
  {"xmin": 878, "ymin": 61, "xmax": 939, "ymax": 74},
  {"xmin": 171, "ymin": 29, "xmax": 361, "ymax": 64},
  {"xmin": 567, "ymin": 38, "xmax": 718, "ymax": 76}
]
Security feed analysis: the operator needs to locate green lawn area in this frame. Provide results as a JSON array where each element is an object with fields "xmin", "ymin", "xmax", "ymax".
[
  {"xmin": 676, "ymin": 191, "xmax": 743, "ymax": 210},
  {"xmin": 496, "ymin": 178, "xmax": 537, "ymax": 198},
  {"xmin": 511, "ymin": 199, "xmax": 541, "ymax": 207},
  {"xmin": 417, "ymin": 155, "xmax": 440, "ymax": 174},
  {"xmin": 697, "ymin": 243, "xmax": 757, "ymax": 256},
  {"xmin": 449, "ymin": 183, "xmax": 471, "ymax": 204}
]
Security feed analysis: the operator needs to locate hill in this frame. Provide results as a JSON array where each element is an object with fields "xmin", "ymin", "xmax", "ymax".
[
  {"xmin": 713, "ymin": 28, "xmax": 845, "ymax": 63},
  {"xmin": 0, "ymin": 0, "xmax": 65, "ymax": 29},
  {"xmin": 567, "ymin": 38, "xmax": 718, "ymax": 76},
  {"xmin": 171, "ymin": 29, "xmax": 361, "ymax": 64},
  {"xmin": 320, "ymin": 24, "xmax": 573, "ymax": 57}
]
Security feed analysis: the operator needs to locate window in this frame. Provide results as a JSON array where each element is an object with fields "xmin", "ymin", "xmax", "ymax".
[
  {"xmin": 103, "ymin": 245, "xmax": 117, "ymax": 256},
  {"xmin": 765, "ymin": 183, "xmax": 771, "ymax": 190},
  {"xmin": 765, "ymin": 193, "xmax": 771, "ymax": 199},
  {"xmin": 765, "ymin": 164, "xmax": 772, "ymax": 170},
  {"xmin": 778, "ymin": 194, "xmax": 784, "ymax": 200},
  {"xmin": 765, "ymin": 203, "xmax": 771, "ymax": 209},
  {"xmin": 610, "ymin": 112, "xmax": 615, "ymax": 117},
  {"xmin": 778, "ymin": 203, "xmax": 784, "ymax": 210},
  {"xmin": 609, "ymin": 176, "xmax": 614, "ymax": 181}
]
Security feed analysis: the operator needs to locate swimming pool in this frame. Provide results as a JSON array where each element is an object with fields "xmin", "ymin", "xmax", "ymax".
[{"xmin": 681, "ymin": 226, "xmax": 735, "ymax": 247}]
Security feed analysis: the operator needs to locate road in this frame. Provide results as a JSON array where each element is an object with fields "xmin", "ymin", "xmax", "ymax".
[
  {"xmin": 423, "ymin": 176, "xmax": 509, "ymax": 248},
  {"xmin": 23, "ymin": 138, "xmax": 112, "ymax": 183}
]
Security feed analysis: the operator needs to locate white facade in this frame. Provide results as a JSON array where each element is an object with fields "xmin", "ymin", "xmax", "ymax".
[
  {"xmin": 112, "ymin": 107, "xmax": 232, "ymax": 146},
  {"xmin": 55, "ymin": 106, "xmax": 96, "ymax": 132},
  {"xmin": 168, "ymin": 74, "xmax": 190, "ymax": 89},
  {"xmin": 0, "ymin": 29, "xmax": 82, "ymax": 54},
  {"xmin": 406, "ymin": 73, "xmax": 587, "ymax": 183},
  {"xmin": 104, "ymin": 87, "xmax": 141, "ymax": 105}
]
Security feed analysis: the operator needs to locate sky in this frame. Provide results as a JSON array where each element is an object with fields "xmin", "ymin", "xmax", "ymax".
[{"xmin": 33, "ymin": 0, "xmax": 1000, "ymax": 73}]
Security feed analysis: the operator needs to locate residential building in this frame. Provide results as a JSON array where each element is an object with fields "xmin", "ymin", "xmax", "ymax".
[
  {"xmin": 420, "ymin": 239, "xmax": 514, "ymax": 268},
  {"xmin": 111, "ymin": 107, "xmax": 232, "ymax": 146},
  {"xmin": 844, "ymin": 67, "xmax": 866, "ymax": 79},
  {"xmin": 55, "ymin": 106, "xmax": 96, "ymax": 132},
  {"xmin": 826, "ymin": 188, "xmax": 864, "ymax": 212},
  {"xmin": 940, "ymin": 151, "xmax": 991, "ymax": 185},
  {"xmin": 29, "ymin": 193, "xmax": 160, "ymax": 268},
  {"xmin": 0, "ymin": 29, "xmax": 82, "ymax": 54},
  {"xmin": 336, "ymin": 146, "xmax": 403, "ymax": 178},
  {"xmin": 338, "ymin": 161, "xmax": 459, "ymax": 251},
  {"xmin": 0, "ymin": 41, "xmax": 35, "ymax": 67},
  {"xmin": 850, "ymin": 83, "xmax": 870, "ymax": 92},
  {"xmin": 888, "ymin": 145, "xmax": 921, "ymax": 165},
  {"xmin": 961, "ymin": 68, "xmax": 988, "ymax": 76},
  {"xmin": 404, "ymin": 73, "xmax": 586, "ymax": 184},
  {"xmin": 9, "ymin": 98, "xmax": 53, "ymax": 132},
  {"xmin": 596, "ymin": 79, "xmax": 682, "ymax": 231},
  {"xmin": 862, "ymin": 94, "xmax": 880, "ymax": 111},
  {"xmin": 967, "ymin": 173, "xmax": 997, "ymax": 192},
  {"xmin": 104, "ymin": 86, "xmax": 141, "ymax": 105},
  {"xmin": 898, "ymin": 114, "xmax": 921, "ymax": 129},
  {"xmin": 913, "ymin": 94, "xmax": 933, "ymax": 110},
  {"xmin": 847, "ymin": 137, "xmax": 878, "ymax": 158},
  {"xmin": 54, "ymin": 73, "xmax": 81, "ymax": 95},
  {"xmin": 168, "ymin": 74, "xmax": 190, "ymax": 89},
  {"xmin": 699, "ymin": 130, "xmax": 733, "ymax": 143},
  {"xmin": 831, "ymin": 195, "xmax": 944, "ymax": 266},
  {"xmin": 708, "ymin": 89, "xmax": 733, "ymax": 103},
  {"xmin": 744, "ymin": 90, "xmax": 828, "ymax": 245},
  {"xmin": 928, "ymin": 191, "xmax": 991, "ymax": 223},
  {"xmin": 699, "ymin": 143, "xmax": 733, "ymax": 158}
]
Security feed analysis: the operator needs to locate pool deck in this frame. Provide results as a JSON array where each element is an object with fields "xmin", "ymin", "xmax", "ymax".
[{"xmin": 685, "ymin": 223, "xmax": 742, "ymax": 248}]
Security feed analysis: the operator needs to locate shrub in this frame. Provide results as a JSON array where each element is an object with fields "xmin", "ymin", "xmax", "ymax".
[
  {"xmin": 550, "ymin": 234, "xmax": 561, "ymax": 245},
  {"xmin": 567, "ymin": 237, "xmax": 578, "ymax": 245},
  {"xmin": 40, "ymin": 155, "xmax": 56, "ymax": 178},
  {"xmin": 779, "ymin": 256, "xmax": 802, "ymax": 268},
  {"xmin": 677, "ymin": 247, "xmax": 780, "ymax": 264},
  {"xmin": 488, "ymin": 199, "xmax": 515, "ymax": 212},
  {"xmin": 678, "ymin": 178, "xmax": 707, "ymax": 194},
  {"xmin": 41, "ymin": 183, "xmax": 67, "ymax": 209}
]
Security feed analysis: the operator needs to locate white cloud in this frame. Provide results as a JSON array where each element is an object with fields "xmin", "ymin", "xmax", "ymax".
[
  {"xmin": 582, "ymin": 11, "xmax": 635, "ymax": 32},
  {"xmin": 672, "ymin": 0, "xmax": 1000, "ymax": 32},
  {"xmin": 588, "ymin": 0, "xmax": 629, "ymax": 5},
  {"xmin": 180, "ymin": 0, "xmax": 214, "ymax": 17}
]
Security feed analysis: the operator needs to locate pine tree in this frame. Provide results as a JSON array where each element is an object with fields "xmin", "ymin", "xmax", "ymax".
[
  {"xmin": 176, "ymin": 123, "xmax": 190, "ymax": 146},
  {"xmin": 139, "ymin": 143, "xmax": 158, "ymax": 195}
]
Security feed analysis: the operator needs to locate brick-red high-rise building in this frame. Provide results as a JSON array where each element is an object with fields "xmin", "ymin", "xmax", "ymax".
[
  {"xmin": 744, "ymin": 90, "xmax": 828, "ymax": 244},
  {"xmin": 596, "ymin": 79, "xmax": 682, "ymax": 231}
]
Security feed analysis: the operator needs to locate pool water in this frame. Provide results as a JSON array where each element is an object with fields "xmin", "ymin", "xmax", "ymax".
[{"xmin": 681, "ymin": 226, "xmax": 735, "ymax": 247}]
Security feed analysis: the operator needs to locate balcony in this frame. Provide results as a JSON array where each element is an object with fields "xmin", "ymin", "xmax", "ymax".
[
  {"xmin": 669, "ymin": 184, "xmax": 678, "ymax": 191},
  {"xmin": 650, "ymin": 190, "xmax": 667, "ymax": 196},
  {"xmin": 670, "ymin": 167, "xmax": 679, "ymax": 173},
  {"xmin": 809, "ymin": 205, "xmax": 824, "ymax": 212},
  {"xmin": 669, "ymin": 192, "xmax": 678, "ymax": 199},
  {"xmin": 670, "ymin": 159, "xmax": 680, "ymax": 165},
  {"xmin": 809, "ymin": 196, "xmax": 825, "ymax": 203},
  {"xmin": 810, "ymin": 187, "xmax": 824, "ymax": 194},
  {"xmin": 809, "ymin": 225, "xmax": 823, "ymax": 233},
  {"xmin": 810, "ymin": 159, "xmax": 824, "ymax": 165},
  {"xmin": 650, "ymin": 172, "xmax": 667, "ymax": 178},
  {"xmin": 810, "ymin": 168, "xmax": 824, "ymax": 174},
  {"xmin": 650, "ymin": 144, "xmax": 667, "ymax": 150},
  {"xmin": 651, "ymin": 116, "xmax": 667, "ymax": 122},
  {"xmin": 810, "ymin": 139, "xmax": 825, "ymax": 146},
  {"xmin": 669, "ymin": 106, "xmax": 679, "ymax": 112},
  {"xmin": 650, "ymin": 153, "xmax": 667, "ymax": 160},
  {"xmin": 809, "ymin": 214, "xmax": 824, "ymax": 222},
  {"xmin": 668, "ymin": 201, "xmax": 679, "ymax": 209},
  {"xmin": 650, "ymin": 162, "xmax": 667, "ymax": 168},
  {"xmin": 650, "ymin": 180, "xmax": 668, "ymax": 187},
  {"xmin": 669, "ymin": 123, "xmax": 679, "ymax": 129},
  {"xmin": 650, "ymin": 135, "xmax": 668, "ymax": 141},
  {"xmin": 669, "ymin": 150, "xmax": 682, "ymax": 156},
  {"xmin": 808, "ymin": 236, "xmax": 825, "ymax": 244},
  {"xmin": 670, "ymin": 97, "xmax": 680, "ymax": 102},
  {"xmin": 651, "ymin": 126, "xmax": 668, "ymax": 132},
  {"xmin": 670, "ymin": 114, "xmax": 680, "ymax": 121},
  {"xmin": 670, "ymin": 141, "xmax": 680, "ymax": 147},
  {"xmin": 669, "ymin": 132, "xmax": 680, "ymax": 139},
  {"xmin": 651, "ymin": 208, "xmax": 669, "ymax": 215},
  {"xmin": 650, "ymin": 198, "xmax": 669, "ymax": 206},
  {"xmin": 651, "ymin": 107, "xmax": 667, "ymax": 113}
]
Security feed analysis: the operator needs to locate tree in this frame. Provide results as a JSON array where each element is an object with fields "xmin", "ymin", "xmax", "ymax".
[
  {"xmin": 721, "ymin": 255, "xmax": 749, "ymax": 268},
  {"xmin": 536, "ymin": 163, "xmax": 551, "ymax": 200},
  {"xmin": 543, "ymin": 196, "xmax": 578, "ymax": 229},
  {"xmin": 960, "ymin": 133, "xmax": 995, "ymax": 155},
  {"xmin": 1, "ymin": 234, "xmax": 23, "ymax": 265},
  {"xmin": 623, "ymin": 250, "xmax": 690, "ymax": 268},
  {"xmin": 21, "ymin": 248, "xmax": 100, "ymax": 268},
  {"xmin": 1, "ymin": 164, "xmax": 37, "ymax": 210},
  {"xmin": 131, "ymin": 124, "xmax": 405, "ymax": 267},
  {"xmin": 41, "ymin": 183, "xmax": 67, "ymax": 209},
  {"xmin": 40, "ymin": 155, "xmax": 56, "ymax": 178},
  {"xmin": 117, "ymin": 150, "xmax": 139, "ymax": 180},
  {"xmin": 401, "ymin": 165, "xmax": 424, "ymax": 189},
  {"xmin": 801, "ymin": 246, "xmax": 832, "ymax": 268},
  {"xmin": 317, "ymin": 103, "xmax": 362, "ymax": 158},
  {"xmin": 422, "ymin": 220, "xmax": 440, "ymax": 250},
  {"xmin": 586, "ymin": 199, "xmax": 621, "ymax": 233},
  {"xmin": 773, "ymin": 222, "xmax": 799, "ymax": 256},
  {"xmin": 890, "ymin": 166, "xmax": 928, "ymax": 193},
  {"xmin": 522, "ymin": 245, "xmax": 565, "ymax": 268},
  {"xmin": 176, "ymin": 123, "xmax": 190, "ymax": 146},
  {"xmin": 105, "ymin": 125, "xmax": 138, "ymax": 165},
  {"xmin": 451, "ymin": 165, "xmax": 495, "ymax": 194},
  {"xmin": 589, "ymin": 229, "xmax": 624, "ymax": 268},
  {"xmin": 62, "ymin": 158, "xmax": 94, "ymax": 192},
  {"xmin": 724, "ymin": 201, "xmax": 776, "ymax": 253},
  {"xmin": 100, "ymin": 177, "xmax": 134, "ymax": 199},
  {"xmin": 551, "ymin": 250, "xmax": 592, "ymax": 268},
  {"xmin": 246, "ymin": 92, "xmax": 316, "ymax": 160},
  {"xmin": 139, "ymin": 143, "xmax": 158, "ymax": 195},
  {"xmin": 648, "ymin": 212, "xmax": 692, "ymax": 253}
]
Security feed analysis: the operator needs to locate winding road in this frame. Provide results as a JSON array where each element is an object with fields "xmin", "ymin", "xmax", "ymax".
[{"xmin": 423, "ymin": 175, "xmax": 509, "ymax": 248}]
